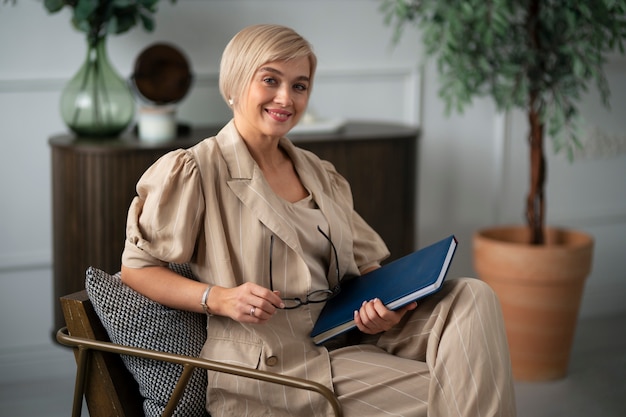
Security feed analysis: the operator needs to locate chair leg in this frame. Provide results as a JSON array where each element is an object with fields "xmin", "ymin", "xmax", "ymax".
[
  {"xmin": 71, "ymin": 346, "xmax": 90, "ymax": 417},
  {"xmin": 162, "ymin": 364, "xmax": 195, "ymax": 417}
]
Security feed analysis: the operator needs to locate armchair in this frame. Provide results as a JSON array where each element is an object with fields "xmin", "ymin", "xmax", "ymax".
[{"xmin": 56, "ymin": 266, "xmax": 342, "ymax": 417}]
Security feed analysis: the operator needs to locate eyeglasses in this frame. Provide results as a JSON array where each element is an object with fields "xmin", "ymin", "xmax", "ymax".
[{"xmin": 269, "ymin": 225, "xmax": 341, "ymax": 309}]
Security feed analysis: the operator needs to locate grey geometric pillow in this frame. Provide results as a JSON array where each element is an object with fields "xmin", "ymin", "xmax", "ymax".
[{"xmin": 85, "ymin": 265, "xmax": 209, "ymax": 417}]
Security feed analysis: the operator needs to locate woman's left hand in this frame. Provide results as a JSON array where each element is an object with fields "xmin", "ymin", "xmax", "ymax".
[{"xmin": 354, "ymin": 299, "xmax": 418, "ymax": 334}]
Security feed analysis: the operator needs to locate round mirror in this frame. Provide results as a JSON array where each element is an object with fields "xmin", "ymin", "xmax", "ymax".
[{"xmin": 132, "ymin": 43, "xmax": 192, "ymax": 105}]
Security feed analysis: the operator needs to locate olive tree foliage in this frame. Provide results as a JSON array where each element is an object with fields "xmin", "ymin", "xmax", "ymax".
[{"xmin": 381, "ymin": 0, "xmax": 626, "ymax": 244}]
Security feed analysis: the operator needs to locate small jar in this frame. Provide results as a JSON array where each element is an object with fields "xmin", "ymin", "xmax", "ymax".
[{"xmin": 138, "ymin": 105, "xmax": 177, "ymax": 143}]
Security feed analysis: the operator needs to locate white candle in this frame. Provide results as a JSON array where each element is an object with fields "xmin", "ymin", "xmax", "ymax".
[{"xmin": 138, "ymin": 106, "xmax": 177, "ymax": 143}]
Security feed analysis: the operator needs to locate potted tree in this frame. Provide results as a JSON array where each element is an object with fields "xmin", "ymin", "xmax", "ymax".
[{"xmin": 381, "ymin": 0, "xmax": 625, "ymax": 380}]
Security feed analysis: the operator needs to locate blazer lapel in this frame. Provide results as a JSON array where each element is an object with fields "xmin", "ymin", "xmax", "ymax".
[
  {"xmin": 216, "ymin": 121, "xmax": 356, "ymax": 285},
  {"xmin": 217, "ymin": 121, "xmax": 302, "ymax": 254},
  {"xmin": 282, "ymin": 138, "xmax": 356, "ymax": 285}
]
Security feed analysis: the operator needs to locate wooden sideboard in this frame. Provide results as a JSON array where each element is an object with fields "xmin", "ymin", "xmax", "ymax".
[{"xmin": 49, "ymin": 121, "xmax": 419, "ymax": 331}]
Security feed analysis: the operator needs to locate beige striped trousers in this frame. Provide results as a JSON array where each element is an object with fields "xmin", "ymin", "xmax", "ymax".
[{"xmin": 329, "ymin": 277, "xmax": 517, "ymax": 417}]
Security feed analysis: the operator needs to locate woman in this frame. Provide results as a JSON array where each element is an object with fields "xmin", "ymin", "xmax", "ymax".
[{"xmin": 121, "ymin": 24, "xmax": 516, "ymax": 416}]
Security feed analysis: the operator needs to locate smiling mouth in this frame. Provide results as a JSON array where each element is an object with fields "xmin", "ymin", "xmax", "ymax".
[{"xmin": 266, "ymin": 109, "xmax": 292, "ymax": 121}]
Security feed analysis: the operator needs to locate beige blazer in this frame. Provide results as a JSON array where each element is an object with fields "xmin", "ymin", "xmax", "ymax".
[{"xmin": 123, "ymin": 120, "xmax": 390, "ymax": 416}]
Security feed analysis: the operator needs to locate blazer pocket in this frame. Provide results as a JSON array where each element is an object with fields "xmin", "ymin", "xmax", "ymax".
[{"xmin": 203, "ymin": 336, "xmax": 263, "ymax": 369}]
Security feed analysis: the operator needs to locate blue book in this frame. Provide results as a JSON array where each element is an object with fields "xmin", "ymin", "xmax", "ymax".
[{"xmin": 311, "ymin": 235, "xmax": 457, "ymax": 345}]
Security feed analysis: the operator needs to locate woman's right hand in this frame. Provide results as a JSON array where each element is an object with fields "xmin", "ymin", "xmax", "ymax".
[
  {"xmin": 210, "ymin": 282, "xmax": 285, "ymax": 323},
  {"xmin": 121, "ymin": 265, "xmax": 284, "ymax": 323}
]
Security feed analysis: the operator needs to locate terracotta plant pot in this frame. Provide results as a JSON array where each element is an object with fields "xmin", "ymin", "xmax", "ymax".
[{"xmin": 473, "ymin": 225, "xmax": 594, "ymax": 381}]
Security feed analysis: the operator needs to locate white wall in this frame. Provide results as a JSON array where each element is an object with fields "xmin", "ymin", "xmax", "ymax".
[{"xmin": 1, "ymin": 0, "xmax": 625, "ymax": 382}]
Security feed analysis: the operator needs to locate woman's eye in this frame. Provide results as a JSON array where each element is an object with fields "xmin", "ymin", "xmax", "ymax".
[
  {"xmin": 263, "ymin": 77, "xmax": 276, "ymax": 85},
  {"xmin": 294, "ymin": 83, "xmax": 308, "ymax": 92}
]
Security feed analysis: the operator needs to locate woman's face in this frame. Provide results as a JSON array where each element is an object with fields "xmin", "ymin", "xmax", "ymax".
[{"xmin": 234, "ymin": 57, "xmax": 311, "ymax": 142}]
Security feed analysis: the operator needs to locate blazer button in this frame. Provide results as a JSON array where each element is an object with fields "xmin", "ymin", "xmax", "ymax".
[{"xmin": 265, "ymin": 356, "xmax": 278, "ymax": 367}]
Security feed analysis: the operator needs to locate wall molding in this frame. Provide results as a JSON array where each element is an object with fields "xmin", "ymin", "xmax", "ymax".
[
  {"xmin": 313, "ymin": 65, "xmax": 422, "ymax": 126},
  {"xmin": 0, "ymin": 344, "xmax": 75, "ymax": 384},
  {"xmin": 1, "ymin": 65, "xmax": 422, "ymax": 125},
  {"xmin": 191, "ymin": 65, "xmax": 423, "ymax": 126},
  {"xmin": 469, "ymin": 107, "xmax": 626, "ymax": 229},
  {"xmin": 550, "ymin": 207, "xmax": 626, "ymax": 228},
  {"xmin": 0, "ymin": 77, "xmax": 67, "ymax": 92},
  {"xmin": 0, "ymin": 250, "xmax": 50, "ymax": 273}
]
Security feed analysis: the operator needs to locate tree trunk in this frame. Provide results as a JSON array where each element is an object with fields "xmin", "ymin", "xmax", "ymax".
[
  {"xmin": 526, "ymin": 0, "xmax": 545, "ymax": 245},
  {"xmin": 527, "ymin": 97, "xmax": 545, "ymax": 245}
]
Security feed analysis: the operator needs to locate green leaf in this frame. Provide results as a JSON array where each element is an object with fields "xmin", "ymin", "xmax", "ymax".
[
  {"xmin": 139, "ymin": 12, "xmax": 155, "ymax": 32},
  {"xmin": 74, "ymin": 0, "xmax": 98, "ymax": 21},
  {"xmin": 43, "ymin": 0, "xmax": 66, "ymax": 13},
  {"xmin": 43, "ymin": 0, "xmax": 177, "ymax": 38},
  {"xmin": 139, "ymin": 0, "xmax": 160, "ymax": 13},
  {"xmin": 113, "ymin": 0, "xmax": 134, "ymax": 6},
  {"xmin": 112, "ymin": 12, "xmax": 137, "ymax": 35}
]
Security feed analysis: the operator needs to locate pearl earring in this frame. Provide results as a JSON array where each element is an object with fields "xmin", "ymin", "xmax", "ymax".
[{"xmin": 228, "ymin": 98, "xmax": 234, "ymax": 106}]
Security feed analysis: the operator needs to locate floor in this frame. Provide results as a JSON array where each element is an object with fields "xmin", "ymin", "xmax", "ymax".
[
  {"xmin": 1, "ymin": 313, "xmax": 625, "ymax": 417},
  {"xmin": 513, "ymin": 312, "xmax": 626, "ymax": 417}
]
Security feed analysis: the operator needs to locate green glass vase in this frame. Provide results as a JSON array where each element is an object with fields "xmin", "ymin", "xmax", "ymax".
[{"xmin": 60, "ymin": 37, "xmax": 135, "ymax": 137}]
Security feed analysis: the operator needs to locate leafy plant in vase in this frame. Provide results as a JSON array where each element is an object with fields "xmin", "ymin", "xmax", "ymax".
[
  {"xmin": 381, "ymin": 0, "xmax": 626, "ymax": 380},
  {"xmin": 44, "ymin": 0, "xmax": 177, "ymax": 137}
]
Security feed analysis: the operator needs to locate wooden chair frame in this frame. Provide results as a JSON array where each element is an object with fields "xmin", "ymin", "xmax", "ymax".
[{"xmin": 57, "ymin": 290, "xmax": 343, "ymax": 417}]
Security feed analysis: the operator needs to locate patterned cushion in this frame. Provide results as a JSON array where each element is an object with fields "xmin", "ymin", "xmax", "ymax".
[{"xmin": 85, "ymin": 265, "xmax": 209, "ymax": 417}]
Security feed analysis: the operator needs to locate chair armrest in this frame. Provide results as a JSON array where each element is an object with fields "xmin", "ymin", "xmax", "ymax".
[{"xmin": 56, "ymin": 327, "xmax": 343, "ymax": 417}]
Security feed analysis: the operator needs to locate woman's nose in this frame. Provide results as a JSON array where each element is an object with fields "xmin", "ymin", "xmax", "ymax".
[{"xmin": 275, "ymin": 86, "xmax": 293, "ymax": 107}]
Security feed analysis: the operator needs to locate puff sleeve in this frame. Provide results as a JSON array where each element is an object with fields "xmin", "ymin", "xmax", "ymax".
[
  {"xmin": 122, "ymin": 149, "xmax": 205, "ymax": 269},
  {"xmin": 320, "ymin": 160, "xmax": 390, "ymax": 272}
]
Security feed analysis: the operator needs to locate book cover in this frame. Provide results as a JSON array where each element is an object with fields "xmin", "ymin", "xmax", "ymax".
[{"xmin": 311, "ymin": 235, "xmax": 457, "ymax": 345}]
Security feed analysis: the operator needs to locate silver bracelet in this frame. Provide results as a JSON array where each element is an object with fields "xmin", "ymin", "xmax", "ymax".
[{"xmin": 200, "ymin": 285, "xmax": 213, "ymax": 316}]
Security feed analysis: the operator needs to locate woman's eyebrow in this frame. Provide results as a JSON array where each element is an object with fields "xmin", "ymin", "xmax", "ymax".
[{"xmin": 258, "ymin": 66, "xmax": 310, "ymax": 83}]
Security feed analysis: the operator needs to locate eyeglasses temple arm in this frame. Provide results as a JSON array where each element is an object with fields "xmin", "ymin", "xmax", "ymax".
[{"xmin": 269, "ymin": 235, "xmax": 275, "ymax": 292}]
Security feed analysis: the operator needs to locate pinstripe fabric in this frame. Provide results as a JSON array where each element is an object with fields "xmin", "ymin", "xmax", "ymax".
[
  {"xmin": 124, "ymin": 120, "xmax": 389, "ymax": 416},
  {"xmin": 123, "ymin": 120, "xmax": 516, "ymax": 416},
  {"xmin": 331, "ymin": 278, "xmax": 516, "ymax": 417},
  {"xmin": 330, "ymin": 344, "xmax": 430, "ymax": 416}
]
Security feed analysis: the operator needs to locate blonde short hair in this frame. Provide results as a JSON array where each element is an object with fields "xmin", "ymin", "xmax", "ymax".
[{"xmin": 219, "ymin": 24, "xmax": 317, "ymax": 106}]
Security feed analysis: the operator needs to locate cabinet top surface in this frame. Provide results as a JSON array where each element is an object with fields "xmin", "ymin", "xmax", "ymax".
[{"xmin": 49, "ymin": 120, "xmax": 419, "ymax": 154}]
